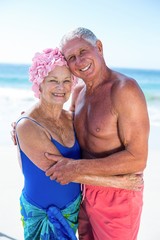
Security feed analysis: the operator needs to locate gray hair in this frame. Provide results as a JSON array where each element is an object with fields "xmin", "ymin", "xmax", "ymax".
[{"xmin": 59, "ymin": 27, "xmax": 98, "ymax": 50}]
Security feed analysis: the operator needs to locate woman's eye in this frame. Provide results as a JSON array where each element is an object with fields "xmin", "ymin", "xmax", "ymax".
[
  {"xmin": 64, "ymin": 80, "xmax": 71, "ymax": 84},
  {"xmin": 50, "ymin": 79, "xmax": 57, "ymax": 83}
]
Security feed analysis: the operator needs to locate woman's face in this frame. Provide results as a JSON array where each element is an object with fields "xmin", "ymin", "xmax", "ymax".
[{"xmin": 40, "ymin": 65, "xmax": 72, "ymax": 105}]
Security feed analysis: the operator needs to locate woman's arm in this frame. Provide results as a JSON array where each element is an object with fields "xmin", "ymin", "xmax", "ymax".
[{"xmin": 16, "ymin": 118, "xmax": 61, "ymax": 171}]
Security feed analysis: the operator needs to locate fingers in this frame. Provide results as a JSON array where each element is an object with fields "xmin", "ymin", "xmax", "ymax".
[
  {"xmin": 45, "ymin": 162, "xmax": 70, "ymax": 185},
  {"xmin": 49, "ymin": 173, "xmax": 57, "ymax": 180},
  {"xmin": 45, "ymin": 157, "xmax": 64, "ymax": 177},
  {"xmin": 10, "ymin": 130, "xmax": 17, "ymax": 145},
  {"xmin": 45, "ymin": 165, "xmax": 55, "ymax": 176},
  {"xmin": 11, "ymin": 122, "xmax": 17, "ymax": 145},
  {"xmin": 45, "ymin": 153, "xmax": 62, "ymax": 161},
  {"xmin": 11, "ymin": 122, "xmax": 16, "ymax": 129},
  {"xmin": 46, "ymin": 170, "xmax": 69, "ymax": 185}
]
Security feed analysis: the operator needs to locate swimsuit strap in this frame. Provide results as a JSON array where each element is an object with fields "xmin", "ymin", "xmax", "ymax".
[
  {"xmin": 16, "ymin": 116, "xmax": 52, "ymax": 150},
  {"xmin": 16, "ymin": 116, "xmax": 52, "ymax": 138},
  {"xmin": 16, "ymin": 116, "xmax": 77, "ymax": 149}
]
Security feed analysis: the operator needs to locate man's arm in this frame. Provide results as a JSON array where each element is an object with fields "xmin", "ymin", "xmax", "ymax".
[
  {"xmin": 45, "ymin": 153, "xmax": 143, "ymax": 190},
  {"xmin": 73, "ymin": 79, "xmax": 149, "ymax": 177},
  {"xmin": 45, "ymin": 79, "xmax": 149, "ymax": 185}
]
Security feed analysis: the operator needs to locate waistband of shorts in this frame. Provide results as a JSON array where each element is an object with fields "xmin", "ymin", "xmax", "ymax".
[
  {"xmin": 81, "ymin": 184, "xmax": 144, "ymax": 203},
  {"xmin": 82, "ymin": 184, "xmax": 144, "ymax": 192}
]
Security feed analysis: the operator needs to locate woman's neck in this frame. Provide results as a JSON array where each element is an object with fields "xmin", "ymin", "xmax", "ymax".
[{"xmin": 35, "ymin": 101, "xmax": 64, "ymax": 122}]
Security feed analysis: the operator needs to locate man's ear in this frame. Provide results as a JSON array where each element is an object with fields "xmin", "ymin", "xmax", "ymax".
[{"xmin": 96, "ymin": 40, "xmax": 103, "ymax": 55}]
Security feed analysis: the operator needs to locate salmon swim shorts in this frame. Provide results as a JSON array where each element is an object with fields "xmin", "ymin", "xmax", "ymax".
[{"xmin": 78, "ymin": 185, "xmax": 143, "ymax": 240}]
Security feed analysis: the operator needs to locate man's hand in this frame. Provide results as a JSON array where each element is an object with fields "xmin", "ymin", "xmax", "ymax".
[
  {"xmin": 45, "ymin": 153, "xmax": 78, "ymax": 185},
  {"xmin": 11, "ymin": 122, "xmax": 17, "ymax": 145},
  {"xmin": 45, "ymin": 153, "xmax": 144, "ymax": 190},
  {"xmin": 11, "ymin": 111, "xmax": 25, "ymax": 145}
]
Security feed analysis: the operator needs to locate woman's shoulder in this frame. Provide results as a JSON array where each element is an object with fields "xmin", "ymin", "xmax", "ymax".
[
  {"xmin": 16, "ymin": 106, "xmax": 41, "ymax": 134},
  {"xmin": 16, "ymin": 116, "xmax": 35, "ymax": 136}
]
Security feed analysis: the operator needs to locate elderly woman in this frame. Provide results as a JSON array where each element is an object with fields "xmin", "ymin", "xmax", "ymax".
[{"xmin": 15, "ymin": 48, "xmax": 81, "ymax": 240}]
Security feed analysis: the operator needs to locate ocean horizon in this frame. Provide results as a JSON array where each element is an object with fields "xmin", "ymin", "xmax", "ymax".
[{"xmin": 0, "ymin": 63, "xmax": 160, "ymax": 146}]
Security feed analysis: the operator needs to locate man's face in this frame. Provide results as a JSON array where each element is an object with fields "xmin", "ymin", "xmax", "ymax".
[{"xmin": 62, "ymin": 37, "xmax": 103, "ymax": 82}]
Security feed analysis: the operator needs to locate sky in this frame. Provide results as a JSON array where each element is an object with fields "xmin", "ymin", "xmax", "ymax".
[{"xmin": 0, "ymin": 0, "xmax": 160, "ymax": 70}]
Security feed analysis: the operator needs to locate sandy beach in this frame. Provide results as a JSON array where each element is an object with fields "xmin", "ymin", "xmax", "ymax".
[{"xmin": 0, "ymin": 123, "xmax": 160, "ymax": 239}]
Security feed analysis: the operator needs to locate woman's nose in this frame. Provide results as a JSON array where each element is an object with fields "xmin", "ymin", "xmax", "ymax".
[{"xmin": 56, "ymin": 82, "xmax": 64, "ymax": 89}]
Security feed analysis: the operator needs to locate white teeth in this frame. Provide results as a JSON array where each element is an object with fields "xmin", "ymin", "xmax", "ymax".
[
  {"xmin": 53, "ymin": 93, "xmax": 65, "ymax": 96},
  {"xmin": 80, "ymin": 64, "xmax": 91, "ymax": 72}
]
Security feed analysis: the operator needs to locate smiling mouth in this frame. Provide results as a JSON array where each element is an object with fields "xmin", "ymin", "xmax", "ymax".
[
  {"xmin": 53, "ymin": 93, "xmax": 65, "ymax": 97},
  {"xmin": 80, "ymin": 64, "xmax": 91, "ymax": 72}
]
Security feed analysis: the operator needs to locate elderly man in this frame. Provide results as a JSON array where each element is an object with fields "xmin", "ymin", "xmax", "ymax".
[{"xmin": 45, "ymin": 28, "xmax": 149, "ymax": 240}]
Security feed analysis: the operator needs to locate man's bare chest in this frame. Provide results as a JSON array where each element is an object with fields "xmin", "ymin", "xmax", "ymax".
[{"xmin": 74, "ymin": 97, "xmax": 117, "ymax": 138}]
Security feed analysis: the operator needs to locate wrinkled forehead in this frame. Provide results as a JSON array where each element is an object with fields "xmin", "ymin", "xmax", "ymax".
[{"xmin": 62, "ymin": 37, "xmax": 91, "ymax": 58}]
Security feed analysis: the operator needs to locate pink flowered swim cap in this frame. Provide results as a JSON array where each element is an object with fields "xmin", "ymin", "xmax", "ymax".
[{"xmin": 29, "ymin": 48, "xmax": 77, "ymax": 98}]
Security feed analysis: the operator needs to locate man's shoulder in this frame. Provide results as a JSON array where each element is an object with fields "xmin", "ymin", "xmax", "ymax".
[
  {"xmin": 74, "ymin": 79, "xmax": 85, "ymax": 92},
  {"xmin": 112, "ymin": 71, "xmax": 139, "ymax": 92},
  {"xmin": 69, "ymin": 80, "xmax": 85, "ymax": 112},
  {"xmin": 72, "ymin": 80, "xmax": 85, "ymax": 100},
  {"xmin": 109, "ymin": 71, "xmax": 143, "ymax": 105},
  {"xmin": 63, "ymin": 109, "xmax": 74, "ymax": 121}
]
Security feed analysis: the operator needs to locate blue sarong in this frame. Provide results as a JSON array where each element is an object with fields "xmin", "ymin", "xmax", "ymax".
[{"xmin": 20, "ymin": 193, "xmax": 81, "ymax": 240}]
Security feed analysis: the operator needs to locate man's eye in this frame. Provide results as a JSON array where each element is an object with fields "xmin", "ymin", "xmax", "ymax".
[
  {"xmin": 68, "ymin": 56, "xmax": 75, "ymax": 61},
  {"xmin": 80, "ymin": 50, "xmax": 86, "ymax": 55}
]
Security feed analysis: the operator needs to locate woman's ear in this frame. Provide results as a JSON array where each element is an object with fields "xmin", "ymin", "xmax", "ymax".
[{"xmin": 39, "ymin": 85, "xmax": 42, "ymax": 93}]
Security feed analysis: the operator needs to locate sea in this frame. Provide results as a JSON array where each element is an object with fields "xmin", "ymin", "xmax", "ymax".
[{"xmin": 0, "ymin": 63, "xmax": 160, "ymax": 146}]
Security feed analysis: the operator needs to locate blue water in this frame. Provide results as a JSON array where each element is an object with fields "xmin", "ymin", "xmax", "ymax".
[
  {"xmin": 0, "ymin": 63, "xmax": 160, "ymax": 100},
  {"xmin": 0, "ymin": 63, "xmax": 30, "ymax": 89},
  {"xmin": 0, "ymin": 63, "xmax": 160, "ymax": 141},
  {"xmin": 114, "ymin": 67, "xmax": 160, "ymax": 102}
]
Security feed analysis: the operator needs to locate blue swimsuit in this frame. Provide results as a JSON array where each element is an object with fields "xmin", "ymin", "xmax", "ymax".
[{"xmin": 16, "ymin": 117, "xmax": 81, "ymax": 240}]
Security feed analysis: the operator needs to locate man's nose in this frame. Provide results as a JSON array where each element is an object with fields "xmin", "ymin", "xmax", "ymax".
[{"xmin": 75, "ymin": 56, "xmax": 83, "ymax": 65}]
